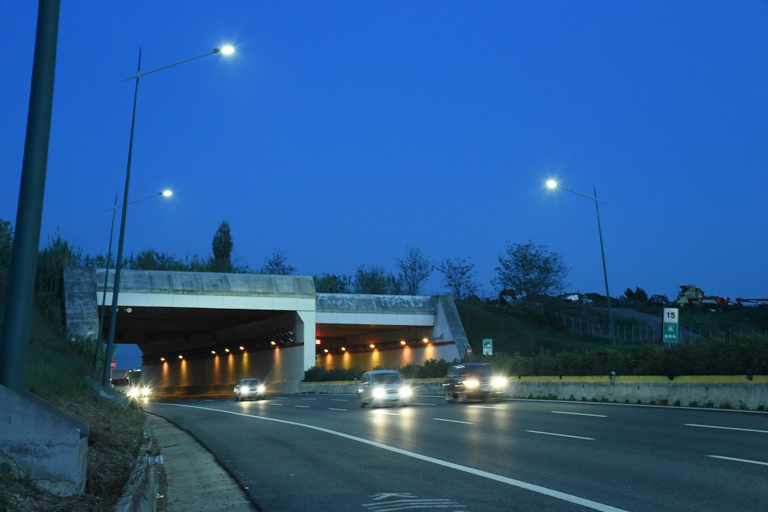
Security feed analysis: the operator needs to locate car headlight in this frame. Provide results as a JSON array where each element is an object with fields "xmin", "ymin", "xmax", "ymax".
[
  {"xmin": 141, "ymin": 387, "xmax": 151, "ymax": 397},
  {"xmin": 257, "ymin": 385, "xmax": 266, "ymax": 393},
  {"xmin": 492, "ymin": 377, "xmax": 507, "ymax": 389},
  {"xmin": 400, "ymin": 387, "xmax": 412, "ymax": 398},
  {"xmin": 372, "ymin": 387, "xmax": 386, "ymax": 399},
  {"xmin": 464, "ymin": 379, "xmax": 480, "ymax": 388},
  {"xmin": 127, "ymin": 387, "xmax": 140, "ymax": 398}
]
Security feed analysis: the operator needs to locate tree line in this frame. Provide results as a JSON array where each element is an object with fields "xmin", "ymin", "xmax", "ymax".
[{"xmin": 2, "ymin": 217, "xmax": 578, "ymax": 301}]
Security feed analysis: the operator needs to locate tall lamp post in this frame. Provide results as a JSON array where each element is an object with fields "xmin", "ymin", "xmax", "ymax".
[
  {"xmin": 94, "ymin": 190, "xmax": 172, "ymax": 372},
  {"xmin": 102, "ymin": 45, "xmax": 234, "ymax": 387},
  {"xmin": 546, "ymin": 179, "xmax": 616, "ymax": 346}
]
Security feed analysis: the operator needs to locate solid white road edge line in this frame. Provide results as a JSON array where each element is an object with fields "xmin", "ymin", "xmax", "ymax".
[
  {"xmin": 685, "ymin": 423, "xmax": 768, "ymax": 434},
  {"xmin": 328, "ymin": 408, "xmax": 347, "ymax": 411},
  {"xmin": 552, "ymin": 411, "xmax": 607, "ymax": 418},
  {"xmin": 707, "ymin": 455, "xmax": 768, "ymax": 467},
  {"xmin": 158, "ymin": 403, "xmax": 628, "ymax": 512},
  {"xmin": 526, "ymin": 430, "xmax": 596, "ymax": 441}
]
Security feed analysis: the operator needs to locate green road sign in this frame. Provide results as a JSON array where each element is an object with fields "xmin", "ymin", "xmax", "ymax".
[
  {"xmin": 663, "ymin": 308, "xmax": 679, "ymax": 344},
  {"xmin": 482, "ymin": 338, "xmax": 493, "ymax": 356}
]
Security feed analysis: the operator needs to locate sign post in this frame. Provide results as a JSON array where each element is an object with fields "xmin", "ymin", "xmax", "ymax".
[
  {"xmin": 482, "ymin": 339, "xmax": 493, "ymax": 356},
  {"xmin": 662, "ymin": 308, "xmax": 679, "ymax": 344}
]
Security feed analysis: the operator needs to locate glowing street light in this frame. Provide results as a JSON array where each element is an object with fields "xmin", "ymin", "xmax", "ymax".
[
  {"xmin": 94, "ymin": 189, "xmax": 172, "ymax": 371},
  {"xmin": 546, "ymin": 179, "xmax": 616, "ymax": 346},
  {"xmin": 102, "ymin": 45, "xmax": 235, "ymax": 387}
]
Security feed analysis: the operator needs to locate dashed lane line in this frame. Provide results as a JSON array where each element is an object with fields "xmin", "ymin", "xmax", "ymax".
[
  {"xmin": 159, "ymin": 403, "xmax": 629, "ymax": 512},
  {"xmin": 526, "ymin": 430, "xmax": 595, "ymax": 441},
  {"xmin": 552, "ymin": 411, "xmax": 607, "ymax": 418},
  {"xmin": 434, "ymin": 418, "xmax": 473, "ymax": 425},
  {"xmin": 685, "ymin": 423, "xmax": 768, "ymax": 435},
  {"xmin": 707, "ymin": 455, "xmax": 768, "ymax": 467}
]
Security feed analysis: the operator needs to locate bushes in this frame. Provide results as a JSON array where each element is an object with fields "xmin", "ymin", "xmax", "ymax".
[{"xmin": 303, "ymin": 334, "xmax": 768, "ymax": 381}]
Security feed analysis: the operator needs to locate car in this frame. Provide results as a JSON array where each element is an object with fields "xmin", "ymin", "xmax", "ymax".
[
  {"xmin": 234, "ymin": 378, "xmax": 266, "ymax": 401},
  {"xmin": 443, "ymin": 363, "xmax": 507, "ymax": 403},
  {"xmin": 358, "ymin": 370, "xmax": 412, "ymax": 408},
  {"xmin": 127, "ymin": 383, "xmax": 153, "ymax": 399}
]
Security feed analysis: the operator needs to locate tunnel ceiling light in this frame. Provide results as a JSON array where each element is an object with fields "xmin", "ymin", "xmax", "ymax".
[
  {"xmin": 270, "ymin": 341, "xmax": 276, "ymax": 346},
  {"xmin": 400, "ymin": 340, "xmax": 407, "ymax": 345},
  {"xmin": 225, "ymin": 348, "xmax": 230, "ymax": 352},
  {"xmin": 370, "ymin": 344, "xmax": 375, "ymax": 349},
  {"xmin": 178, "ymin": 355, "xmax": 183, "ymax": 359},
  {"xmin": 341, "ymin": 346, "xmax": 346, "ymax": 351},
  {"xmin": 211, "ymin": 350, "xmax": 216, "ymax": 355},
  {"xmin": 423, "ymin": 338, "xmax": 430, "ymax": 343},
  {"xmin": 160, "ymin": 357, "xmax": 165, "ymax": 362},
  {"xmin": 239, "ymin": 346, "xmax": 245, "ymax": 351},
  {"xmin": 315, "ymin": 339, "xmax": 321, "ymax": 345}
]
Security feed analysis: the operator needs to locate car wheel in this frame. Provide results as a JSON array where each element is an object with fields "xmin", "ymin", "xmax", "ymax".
[
  {"xmin": 360, "ymin": 400, "xmax": 366, "ymax": 408},
  {"xmin": 445, "ymin": 389, "xmax": 454, "ymax": 402},
  {"xmin": 234, "ymin": 395, "xmax": 240, "ymax": 402},
  {"xmin": 457, "ymin": 390, "xmax": 467, "ymax": 403}
]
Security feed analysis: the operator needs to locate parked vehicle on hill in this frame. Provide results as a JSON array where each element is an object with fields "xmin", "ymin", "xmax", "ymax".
[
  {"xmin": 358, "ymin": 370, "xmax": 412, "ymax": 408},
  {"xmin": 443, "ymin": 363, "xmax": 507, "ymax": 403}
]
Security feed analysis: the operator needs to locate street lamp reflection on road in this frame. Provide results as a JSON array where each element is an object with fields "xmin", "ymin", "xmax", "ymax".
[
  {"xmin": 102, "ymin": 44, "xmax": 235, "ymax": 387},
  {"xmin": 546, "ymin": 179, "xmax": 616, "ymax": 346}
]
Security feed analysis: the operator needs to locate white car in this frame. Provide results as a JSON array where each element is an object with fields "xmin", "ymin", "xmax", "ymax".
[
  {"xmin": 234, "ymin": 378, "xmax": 266, "ymax": 401},
  {"xmin": 358, "ymin": 370, "xmax": 412, "ymax": 408}
]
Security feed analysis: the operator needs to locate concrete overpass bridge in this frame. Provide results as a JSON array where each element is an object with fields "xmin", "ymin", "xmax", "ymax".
[{"xmin": 63, "ymin": 267, "xmax": 469, "ymax": 393}]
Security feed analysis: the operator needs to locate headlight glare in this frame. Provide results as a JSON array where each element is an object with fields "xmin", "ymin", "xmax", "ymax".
[
  {"xmin": 372, "ymin": 387, "xmax": 386, "ymax": 399},
  {"xmin": 464, "ymin": 379, "xmax": 479, "ymax": 388},
  {"xmin": 492, "ymin": 377, "xmax": 507, "ymax": 389},
  {"xmin": 400, "ymin": 387, "xmax": 412, "ymax": 398}
]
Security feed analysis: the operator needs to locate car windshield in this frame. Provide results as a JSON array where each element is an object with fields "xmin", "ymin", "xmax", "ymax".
[
  {"xmin": 464, "ymin": 366, "xmax": 492, "ymax": 378},
  {"xmin": 241, "ymin": 379, "xmax": 259, "ymax": 386},
  {"xmin": 372, "ymin": 373, "xmax": 401, "ymax": 384}
]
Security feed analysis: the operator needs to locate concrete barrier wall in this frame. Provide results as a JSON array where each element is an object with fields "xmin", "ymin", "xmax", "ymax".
[
  {"xmin": 0, "ymin": 386, "xmax": 89, "ymax": 496},
  {"xmin": 299, "ymin": 376, "xmax": 768, "ymax": 410}
]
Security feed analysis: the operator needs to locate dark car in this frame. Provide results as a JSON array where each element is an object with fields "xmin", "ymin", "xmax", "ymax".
[
  {"xmin": 234, "ymin": 378, "xmax": 266, "ymax": 401},
  {"xmin": 443, "ymin": 363, "xmax": 507, "ymax": 403}
]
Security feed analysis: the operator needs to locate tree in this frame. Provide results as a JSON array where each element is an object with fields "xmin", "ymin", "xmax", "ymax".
[
  {"xmin": 396, "ymin": 246, "xmax": 432, "ymax": 295},
  {"xmin": 353, "ymin": 265, "xmax": 401, "ymax": 294},
  {"xmin": 493, "ymin": 240, "xmax": 569, "ymax": 299},
  {"xmin": 436, "ymin": 257, "xmax": 478, "ymax": 301},
  {"xmin": 0, "ymin": 219, "xmax": 13, "ymax": 294},
  {"xmin": 623, "ymin": 287, "xmax": 648, "ymax": 303},
  {"xmin": 261, "ymin": 249, "xmax": 296, "ymax": 275},
  {"xmin": 314, "ymin": 273, "xmax": 353, "ymax": 293},
  {"xmin": 211, "ymin": 220, "xmax": 233, "ymax": 272},
  {"xmin": 128, "ymin": 249, "xmax": 185, "ymax": 271}
]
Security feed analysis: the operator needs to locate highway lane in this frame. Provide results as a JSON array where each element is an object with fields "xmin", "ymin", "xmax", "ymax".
[{"xmin": 146, "ymin": 396, "xmax": 768, "ymax": 512}]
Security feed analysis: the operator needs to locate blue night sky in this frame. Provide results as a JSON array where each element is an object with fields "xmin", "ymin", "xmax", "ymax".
[{"xmin": 3, "ymin": 2, "xmax": 767, "ymax": 364}]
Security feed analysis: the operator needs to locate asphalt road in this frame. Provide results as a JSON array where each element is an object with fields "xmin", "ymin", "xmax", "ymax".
[{"xmin": 146, "ymin": 395, "xmax": 768, "ymax": 512}]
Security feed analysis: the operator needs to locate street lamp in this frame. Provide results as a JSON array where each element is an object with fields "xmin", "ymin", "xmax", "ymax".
[
  {"xmin": 102, "ymin": 45, "xmax": 234, "ymax": 387},
  {"xmin": 546, "ymin": 179, "xmax": 616, "ymax": 346},
  {"xmin": 94, "ymin": 189, "xmax": 172, "ymax": 372}
]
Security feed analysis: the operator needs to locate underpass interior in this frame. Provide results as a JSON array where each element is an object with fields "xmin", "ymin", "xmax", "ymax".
[{"xmin": 100, "ymin": 304, "xmax": 442, "ymax": 394}]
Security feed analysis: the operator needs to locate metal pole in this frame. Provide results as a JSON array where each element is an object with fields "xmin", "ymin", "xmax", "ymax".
[
  {"xmin": 0, "ymin": 0, "xmax": 60, "ymax": 392},
  {"xmin": 94, "ymin": 192, "xmax": 118, "ymax": 372},
  {"xmin": 103, "ymin": 49, "xmax": 142, "ymax": 387},
  {"xmin": 593, "ymin": 185, "xmax": 615, "ymax": 346}
]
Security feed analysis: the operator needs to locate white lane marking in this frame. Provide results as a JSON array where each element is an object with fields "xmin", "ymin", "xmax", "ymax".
[
  {"xmin": 364, "ymin": 497, "xmax": 467, "ymax": 511},
  {"xmin": 159, "ymin": 404, "xmax": 629, "ymax": 512},
  {"xmin": 275, "ymin": 397, "xmax": 288, "ymax": 400},
  {"xmin": 434, "ymin": 418, "xmax": 473, "ymax": 425},
  {"xmin": 468, "ymin": 405, "xmax": 501, "ymax": 409},
  {"xmin": 295, "ymin": 405, "xmax": 310, "ymax": 408},
  {"xmin": 269, "ymin": 403, "xmax": 283, "ymax": 406},
  {"xmin": 301, "ymin": 397, "xmax": 317, "ymax": 401},
  {"xmin": 328, "ymin": 408, "xmax": 347, "ymax": 412},
  {"xmin": 707, "ymin": 455, "xmax": 768, "ymax": 467},
  {"xmin": 526, "ymin": 430, "xmax": 595, "ymax": 441},
  {"xmin": 686, "ymin": 423, "xmax": 768, "ymax": 435},
  {"xmin": 411, "ymin": 402, "xmax": 435, "ymax": 406},
  {"xmin": 552, "ymin": 411, "xmax": 607, "ymax": 418},
  {"xmin": 204, "ymin": 399, "xmax": 216, "ymax": 402},
  {"xmin": 331, "ymin": 399, "xmax": 348, "ymax": 402},
  {"xmin": 381, "ymin": 412, "xmax": 400, "ymax": 416}
]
